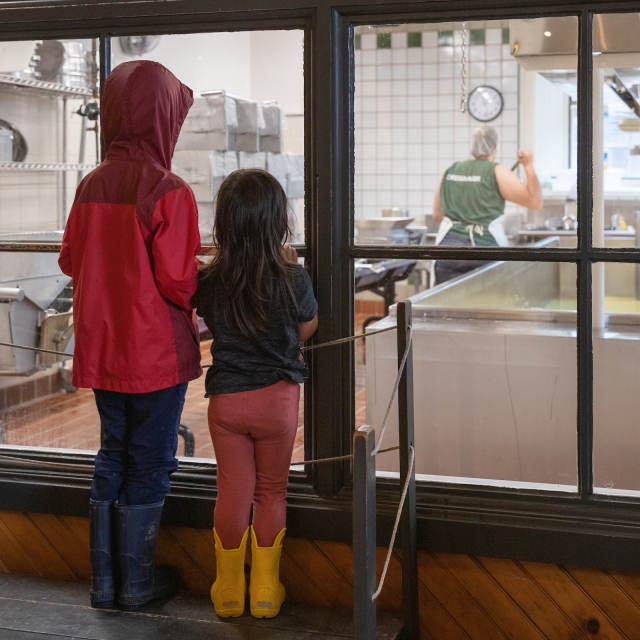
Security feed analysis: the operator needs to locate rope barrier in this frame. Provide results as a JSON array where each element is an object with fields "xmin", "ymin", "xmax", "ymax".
[
  {"xmin": 293, "ymin": 452, "xmax": 353, "ymax": 466},
  {"xmin": 372, "ymin": 445, "xmax": 415, "ymax": 601},
  {"xmin": 299, "ymin": 325, "xmax": 396, "ymax": 352},
  {"xmin": 371, "ymin": 325, "xmax": 412, "ymax": 456},
  {"xmin": 289, "ymin": 445, "xmax": 400, "ymax": 467},
  {"xmin": 200, "ymin": 325, "xmax": 396, "ymax": 369},
  {"xmin": 0, "ymin": 325, "xmax": 397, "ymax": 367},
  {"xmin": 0, "ymin": 445, "xmax": 404, "ymax": 472}
]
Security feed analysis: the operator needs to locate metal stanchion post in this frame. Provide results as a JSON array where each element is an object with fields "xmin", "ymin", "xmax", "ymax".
[
  {"xmin": 353, "ymin": 424, "xmax": 376, "ymax": 640},
  {"xmin": 397, "ymin": 300, "xmax": 419, "ymax": 640}
]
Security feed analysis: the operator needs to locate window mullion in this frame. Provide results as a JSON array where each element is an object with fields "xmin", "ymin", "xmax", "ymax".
[{"xmin": 576, "ymin": 9, "xmax": 594, "ymax": 501}]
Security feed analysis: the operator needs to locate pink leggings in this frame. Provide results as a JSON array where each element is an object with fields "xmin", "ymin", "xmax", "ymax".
[{"xmin": 208, "ymin": 380, "xmax": 300, "ymax": 550}]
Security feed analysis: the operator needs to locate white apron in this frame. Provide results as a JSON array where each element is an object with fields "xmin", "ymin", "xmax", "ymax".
[{"xmin": 435, "ymin": 215, "xmax": 508, "ymax": 247}]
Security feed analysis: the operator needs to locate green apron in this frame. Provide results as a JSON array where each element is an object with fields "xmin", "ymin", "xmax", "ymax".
[{"xmin": 439, "ymin": 159, "xmax": 506, "ymax": 247}]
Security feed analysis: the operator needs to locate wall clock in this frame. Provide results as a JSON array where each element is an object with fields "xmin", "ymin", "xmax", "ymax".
[{"xmin": 467, "ymin": 85, "xmax": 504, "ymax": 122}]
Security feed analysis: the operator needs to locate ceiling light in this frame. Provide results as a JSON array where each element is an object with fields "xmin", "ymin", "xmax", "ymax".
[{"xmin": 544, "ymin": 31, "xmax": 552, "ymax": 37}]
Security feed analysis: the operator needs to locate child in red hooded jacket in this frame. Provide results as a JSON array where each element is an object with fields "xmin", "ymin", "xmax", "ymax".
[{"xmin": 59, "ymin": 61, "xmax": 201, "ymax": 612}]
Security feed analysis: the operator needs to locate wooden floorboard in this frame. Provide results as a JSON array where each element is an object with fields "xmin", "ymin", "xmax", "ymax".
[
  {"xmin": 0, "ymin": 631, "xmax": 86, "ymax": 640},
  {"xmin": 0, "ymin": 574, "xmax": 402, "ymax": 640}
]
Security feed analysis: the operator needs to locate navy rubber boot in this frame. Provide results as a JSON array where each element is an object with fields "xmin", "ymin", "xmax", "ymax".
[
  {"xmin": 89, "ymin": 500, "xmax": 116, "ymax": 609},
  {"xmin": 115, "ymin": 501, "xmax": 177, "ymax": 612}
]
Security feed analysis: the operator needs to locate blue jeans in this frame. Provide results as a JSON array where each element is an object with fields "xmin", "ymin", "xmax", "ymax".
[{"xmin": 91, "ymin": 384, "xmax": 188, "ymax": 505}]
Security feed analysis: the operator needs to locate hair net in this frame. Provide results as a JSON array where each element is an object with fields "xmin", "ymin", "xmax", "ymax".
[{"xmin": 470, "ymin": 125, "xmax": 499, "ymax": 159}]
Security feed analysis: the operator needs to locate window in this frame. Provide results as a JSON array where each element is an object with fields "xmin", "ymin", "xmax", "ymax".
[
  {"xmin": 592, "ymin": 12, "xmax": 640, "ymax": 497},
  {"xmin": 1, "ymin": 0, "xmax": 640, "ymax": 563},
  {"xmin": 0, "ymin": 30, "xmax": 306, "ymax": 463},
  {"xmin": 353, "ymin": 18, "xmax": 580, "ymax": 489},
  {"xmin": 356, "ymin": 257, "xmax": 578, "ymax": 488},
  {"xmin": 0, "ymin": 38, "xmax": 101, "ymax": 448},
  {"xmin": 354, "ymin": 18, "xmax": 578, "ymax": 251}
]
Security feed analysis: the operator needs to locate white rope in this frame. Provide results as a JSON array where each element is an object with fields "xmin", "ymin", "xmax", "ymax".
[
  {"xmin": 0, "ymin": 340, "xmax": 71, "ymax": 358},
  {"xmin": 289, "ymin": 445, "xmax": 400, "ymax": 468},
  {"xmin": 300, "ymin": 325, "xmax": 396, "ymax": 352},
  {"xmin": 370, "ymin": 325, "xmax": 413, "ymax": 456},
  {"xmin": 372, "ymin": 445, "xmax": 415, "ymax": 601}
]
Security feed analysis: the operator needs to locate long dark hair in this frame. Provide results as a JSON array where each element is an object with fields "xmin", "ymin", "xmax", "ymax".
[{"xmin": 200, "ymin": 169, "xmax": 297, "ymax": 339}]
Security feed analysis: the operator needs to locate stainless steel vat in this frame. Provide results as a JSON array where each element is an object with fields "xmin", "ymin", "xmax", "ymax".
[{"xmin": 366, "ymin": 236, "xmax": 640, "ymax": 491}]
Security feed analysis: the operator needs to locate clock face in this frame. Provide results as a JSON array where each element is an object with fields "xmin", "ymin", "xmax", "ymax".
[{"xmin": 467, "ymin": 86, "xmax": 504, "ymax": 122}]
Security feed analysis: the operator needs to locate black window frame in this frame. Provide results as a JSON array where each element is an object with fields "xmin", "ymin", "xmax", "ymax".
[{"xmin": 2, "ymin": 0, "xmax": 640, "ymax": 573}]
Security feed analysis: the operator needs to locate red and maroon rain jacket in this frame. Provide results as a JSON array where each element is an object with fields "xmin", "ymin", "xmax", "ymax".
[{"xmin": 59, "ymin": 61, "xmax": 202, "ymax": 393}]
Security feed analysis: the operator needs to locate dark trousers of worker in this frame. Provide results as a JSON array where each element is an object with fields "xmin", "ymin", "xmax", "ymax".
[
  {"xmin": 434, "ymin": 232, "xmax": 491, "ymax": 285},
  {"xmin": 91, "ymin": 383, "xmax": 188, "ymax": 505}
]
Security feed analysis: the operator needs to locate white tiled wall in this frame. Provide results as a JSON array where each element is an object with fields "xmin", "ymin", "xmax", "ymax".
[{"xmin": 354, "ymin": 23, "xmax": 520, "ymax": 225}]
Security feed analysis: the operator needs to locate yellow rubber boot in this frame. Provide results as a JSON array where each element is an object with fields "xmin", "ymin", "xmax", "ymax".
[
  {"xmin": 210, "ymin": 528, "xmax": 248, "ymax": 618},
  {"xmin": 249, "ymin": 526, "xmax": 286, "ymax": 618}
]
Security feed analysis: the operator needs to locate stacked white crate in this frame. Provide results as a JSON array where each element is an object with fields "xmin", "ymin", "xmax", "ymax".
[{"xmin": 172, "ymin": 91, "xmax": 304, "ymax": 243}]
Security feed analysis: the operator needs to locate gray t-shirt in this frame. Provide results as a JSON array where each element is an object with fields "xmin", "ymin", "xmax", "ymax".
[{"xmin": 195, "ymin": 265, "xmax": 318, "ymax": 396}]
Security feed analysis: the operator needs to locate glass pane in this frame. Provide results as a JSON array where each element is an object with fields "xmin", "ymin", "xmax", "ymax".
[
  {"xmin": 355, "ymin": 258, "xmax": 427, "ymax": 429},
  {"xmin": 113, "ymin": 31, "xmax": 305, "ymax": 245},
  {"xmin": 592, "ymin": 14, "xmax": 640, "ymax": 248},
  {"xmin": 0, "ymin": 39, "xmax": 100, "ymax": 233},
  {"xmin": 593, "ymin": 262, "xmax": 640, "ymax": 494},
  {"xmin": 353, "ymin": 17, "xmax": 578, "ymax": 257},
  {"xmin": 0, "ymin": 32, "xmax": 305, "ymax": 461},
  {"xmin": 0, "ymin": 266, "xmax": 306, "ymax": 461},
  {"xmin": 359, "ymin": 256, "xmax": 578, "ymax": 489}
]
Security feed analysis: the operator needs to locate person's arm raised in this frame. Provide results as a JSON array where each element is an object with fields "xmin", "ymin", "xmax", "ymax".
[
  {"xmin": 432, "ymin": 177, "xmax": 444, "ymax": 223},
  {"xmin": 495, "ymin": 149, "xmax": 543, "ymax": 210}
]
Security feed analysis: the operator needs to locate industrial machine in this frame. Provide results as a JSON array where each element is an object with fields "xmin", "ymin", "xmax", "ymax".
[{"xmin": 0, "ymin": 231, "xmax": 73, "ymax": 376}]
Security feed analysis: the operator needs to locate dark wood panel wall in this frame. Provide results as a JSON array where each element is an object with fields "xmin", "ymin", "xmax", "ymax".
[{"xmin": 1, "ymin": 510, "xmax": 639, "ymax": 638}]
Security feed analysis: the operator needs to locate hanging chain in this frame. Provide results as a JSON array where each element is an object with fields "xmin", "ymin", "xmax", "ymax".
[{"xmin": 460, "ymin": 21, "xmax": 468, "ymax": 113}]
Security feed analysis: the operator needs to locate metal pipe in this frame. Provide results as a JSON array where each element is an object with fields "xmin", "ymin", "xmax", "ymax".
[
  {"xmin": 0, "ymin": 288, "xmax": 24, "ymax": 302},
  {"xmin": 635, "ymin": 211, "xmax": 640, "ymax": 300},
  {"xmin": 178, "ymin": 424, "xmax": 195, "ymax": 457},
  {"xmin": 352, "ymin": 423, "xmax": 376, "ymax": 640},
  {"xmin": 396, "ymin": 300, "xmax": 419, "ymax": 640},
  {"xmin": 78, "ymin": 98, "xmax": 87, "ymax": 187},
  {"xmin": 593, "ymin": 67, "xmax": 605, "ymax": 329},
  {"xmin": 62, "ymin": 97, "xmax": 67, "ymax": 226},
  {"xmin": 98, "ymin": 35, "xmax": 111, "ymax": 163}
]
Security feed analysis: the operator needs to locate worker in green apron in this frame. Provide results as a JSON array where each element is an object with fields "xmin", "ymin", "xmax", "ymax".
[{"xmin": 432, "ymin": 125, "xmax": 543, "ymax": 284}]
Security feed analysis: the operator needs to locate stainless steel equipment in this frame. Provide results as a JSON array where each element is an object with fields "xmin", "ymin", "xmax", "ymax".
[
  {"xmin": 366, "ymin": 236, "xmax": 640, "ymax": 490},
  {"xmin": 354, "ymin": 217, "xmax": 422, "ymax": 244},
  {"xmin": 355, "ymin": 259, "xmax": 417, "ymax": 330},
  {"xmin": 0, "ymin": 231, "xmax": 73, "ymax": 376}
]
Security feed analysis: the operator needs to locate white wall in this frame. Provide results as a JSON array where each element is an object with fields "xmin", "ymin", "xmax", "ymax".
[
  {"xmin": 354, "ymin": 24, "xmax": 520, "ymax": 225},
  {"xmin": 520, "ymin": 70, "xmax": 570, "ymax": 181},
  {"xmin": 112, "ymin": 30, "xmax": 305, "ymax": 115},
  {"xmin": 249, "ymin": 30, "xmax": 304, "ymax": 114},
  {"xmin": 112, "ymin": 32, "xmax": 252, "ymax": 99}
]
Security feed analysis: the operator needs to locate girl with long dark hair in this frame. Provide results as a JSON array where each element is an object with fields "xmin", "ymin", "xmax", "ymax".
[{"xmin": 195, "ymin": 169, "xmax": 318, "ymax": 620}]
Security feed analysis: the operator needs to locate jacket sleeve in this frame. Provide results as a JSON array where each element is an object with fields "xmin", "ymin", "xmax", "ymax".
[{"xmin": 151, "ymin": 186, "xmax": 200, "ymax": 310}]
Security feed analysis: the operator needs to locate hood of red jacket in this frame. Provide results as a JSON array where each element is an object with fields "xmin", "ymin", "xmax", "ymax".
[{"xmin": 102, "ymin": 61, "xmax": 194, "ymax": 170}]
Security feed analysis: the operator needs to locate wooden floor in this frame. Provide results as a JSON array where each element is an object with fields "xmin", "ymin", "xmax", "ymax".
[
  {"xmin": 0, "ymin": 316, "xmax": 371, "ymax": 463},
  {"xmin": 0, "ymin": 573, "xmax": 402, "ymax": 639}
]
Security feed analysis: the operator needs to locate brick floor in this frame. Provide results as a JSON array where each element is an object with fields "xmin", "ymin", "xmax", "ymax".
[{"xmin": 0, "ymin": 320, "xmax": 371, "ymax": 464}]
